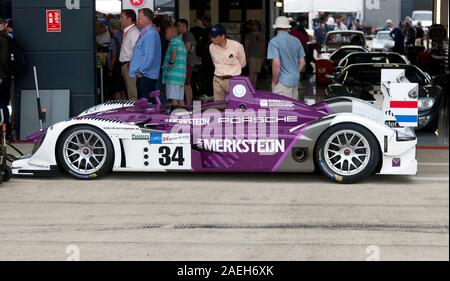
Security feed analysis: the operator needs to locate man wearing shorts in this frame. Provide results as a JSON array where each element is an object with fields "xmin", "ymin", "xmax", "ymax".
[
  {"xmin": 162, "ymin": 25, "xmax": 187, "ymax": 106},
  {"xmin": 267, "ymin": 16, "xmax": 305, "ymax": 100},
  {"xmin": 176, "ymin": 19, "xmax": 196, "ymax": 105},
  {"xmin": 244, "ymin": 21, "xmax": 264, "ymax": 88}
]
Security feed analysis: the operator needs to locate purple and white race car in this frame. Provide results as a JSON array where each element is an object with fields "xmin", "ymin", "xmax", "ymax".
[{"xmin": 12, "ymin": 77, "xmax": 418, "ymax": 183}]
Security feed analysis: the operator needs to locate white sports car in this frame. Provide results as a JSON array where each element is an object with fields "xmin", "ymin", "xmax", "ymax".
[{"xmin": 12, "ymin": 75, "xmax": 418, "ymax": 183}]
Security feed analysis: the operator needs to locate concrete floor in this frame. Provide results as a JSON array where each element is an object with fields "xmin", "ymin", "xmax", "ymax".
[{"xmin": 0, "ymin": 143, "xmax": 448, "ymax": 261}]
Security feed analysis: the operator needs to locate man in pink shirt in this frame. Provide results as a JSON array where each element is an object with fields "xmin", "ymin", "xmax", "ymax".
[{"xmin": 209, "ymin": 24, "xmax": 246, "ymax": 101}]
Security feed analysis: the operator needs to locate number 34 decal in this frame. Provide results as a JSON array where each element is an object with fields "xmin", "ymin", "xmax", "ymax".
[{"xmin": 158, "ymin": 146, "xmax": 185, "ymax": 166}]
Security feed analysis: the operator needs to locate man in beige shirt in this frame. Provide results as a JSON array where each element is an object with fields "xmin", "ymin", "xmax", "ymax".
[
  {"xmin": 209, "ymin": 24, "xmax": 246, "ymax": 101},
  {"xmin": 119, "ymin": 9, "xmax": 140, "ymax": 100}
]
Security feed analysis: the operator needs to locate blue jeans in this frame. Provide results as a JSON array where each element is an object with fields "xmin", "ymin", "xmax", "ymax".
[{"xmin": 136, "ymin": 77, "xmax": 157, "ymax": 102}]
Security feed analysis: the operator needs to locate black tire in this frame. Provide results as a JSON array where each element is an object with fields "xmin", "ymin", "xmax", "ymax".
[
  {"xmin": 56, "ymin": 126, "xmax": 114, "ymax": 180},
  {"xmin": 2, "ymin": 165, "xmax": 12, "ymax": 182},
  {"xmin": 315, "ymin": 123, "xmax": 380, "ymax": 184}
]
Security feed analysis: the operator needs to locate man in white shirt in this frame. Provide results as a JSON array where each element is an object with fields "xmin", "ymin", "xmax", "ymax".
[
  {"xmin": 209, "ymin": 24, "xmax": 246, "ymax": 101},
  {"xmin": 334, "ymin": 18, "xmax": 348, "ymax": 31},
  {"xmin": 119, "ymin": 10, "xmax": 140, "ymax": 100}
]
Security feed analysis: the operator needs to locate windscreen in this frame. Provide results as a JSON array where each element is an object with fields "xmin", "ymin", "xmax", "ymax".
[
  {"xmin": 413, "ymin": 12, "xmax": 432, "ymax": 21},
  {"xmin": 376, "ymin": 32, "xmax": 392, "ymax": 41},
  {"xmin": 326, "ymin": 33, "xmax": 364, "ymax": 47},
  {"xmin": 342, "ymin": 54, "xmax": 407, "ymax": 66},
  {"xmin": 341, "ymin": 66, "xmax": 426, "ymax": 85}
]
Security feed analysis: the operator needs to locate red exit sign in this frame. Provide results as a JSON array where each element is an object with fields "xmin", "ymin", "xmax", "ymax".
[{"xmin": 46, "ymin": 10, "xmax": 61, "ymax": 32}]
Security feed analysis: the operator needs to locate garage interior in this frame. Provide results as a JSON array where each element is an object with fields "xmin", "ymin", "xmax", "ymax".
[{"xmin": 0, "ymin": 0, "xmax": 447, "ymax": 147}]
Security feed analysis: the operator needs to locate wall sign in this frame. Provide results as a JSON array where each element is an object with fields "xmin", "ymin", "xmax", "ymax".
[
  {"xmin": 130, "ymin": 0, "xmax": 145, "ymax": 7},
  {"xmin": 46, "ymin": 10, "xmax": 61, "ymax": 33}
]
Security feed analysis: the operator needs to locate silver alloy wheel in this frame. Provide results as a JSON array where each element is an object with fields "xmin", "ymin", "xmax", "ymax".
[
  {"xmin": 324, "ymin": 130, "xmax": 371, "ymax": 176},
  {"xmin": 62, "ymin": 130, "xmax": 107, "ymax": 175}
]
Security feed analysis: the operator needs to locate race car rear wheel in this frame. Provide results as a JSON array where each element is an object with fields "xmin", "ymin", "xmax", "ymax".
[
  {"xmin": 57, "ymin": 126, "xmax": 114, "ymax": 180},
  {"xmin": 315, "ymin": 123, "xmax": 380, "ymax": 184}
]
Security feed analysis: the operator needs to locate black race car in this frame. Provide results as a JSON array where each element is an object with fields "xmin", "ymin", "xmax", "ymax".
[
  {"xmin": 329, "ymin": 46, "xmax": 369, "ymax": 65},
  {"xmin": 336, "ymin": 52, "xmax": 410, "ymax": 74},
  {"xmin": 325, "ymin": 63, "xmax": 442, "ymax": 132}
]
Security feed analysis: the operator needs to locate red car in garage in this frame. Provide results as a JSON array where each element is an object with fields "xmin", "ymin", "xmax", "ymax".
[{"xmin": 315, "ymin": 31, "xmax": 367, "ymax": 85}]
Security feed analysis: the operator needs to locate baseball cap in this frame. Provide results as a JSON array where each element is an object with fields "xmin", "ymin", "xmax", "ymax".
[{"xmin": 210, "ymin": 24, "xmax": 227, "ymax": 37}]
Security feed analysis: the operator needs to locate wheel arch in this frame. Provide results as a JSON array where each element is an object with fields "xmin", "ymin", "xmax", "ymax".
[
  {"xmin": 54, "ymin": 123, "xmax": 120, "ymax": 171},
  {"xmin": 313, "ymin": 121, "xmax": 383, "ymax": 174}
]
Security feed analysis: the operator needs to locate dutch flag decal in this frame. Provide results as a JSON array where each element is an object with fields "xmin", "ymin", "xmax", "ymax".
[
  {"xmin": 388, "ymin": 84, "xmax": 419, "ymax": 128},
  {"xmin": 390, "ymin": 100, "xmax": 418, "ymax": 125}
]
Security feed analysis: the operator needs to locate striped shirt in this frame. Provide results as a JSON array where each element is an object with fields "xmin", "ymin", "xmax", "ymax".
[{"xmin": 162, "ymin": 35, "xmax": 187, "ymax": 86}]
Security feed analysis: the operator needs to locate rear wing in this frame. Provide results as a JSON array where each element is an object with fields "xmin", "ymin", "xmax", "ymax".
[{"xmin": 381, "ymin": 69, "xmax": 419, "ymax": 129}]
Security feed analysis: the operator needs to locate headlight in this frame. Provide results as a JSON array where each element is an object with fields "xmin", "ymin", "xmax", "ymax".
[
  {"xmin": 418, "ymin": 97, "xmax": 435, "ymax": 110},
  {"xmin": 418, "ymin": 115, "xmax": 431, "ymax": 127}
]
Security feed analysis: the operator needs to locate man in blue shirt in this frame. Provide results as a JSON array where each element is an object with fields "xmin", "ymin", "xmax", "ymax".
[
  {"xmin": 129, "ymin": 8, "xmax": 162, "ymax": 101},
  {"xmin": 267, "ymin": 16, "xmax": 305, "ymax": 100}
]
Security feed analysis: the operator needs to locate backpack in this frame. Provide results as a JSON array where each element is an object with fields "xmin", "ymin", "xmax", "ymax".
[{"xmin": 0, "ymin": 34, "xmax": 26, "ymax": 78}]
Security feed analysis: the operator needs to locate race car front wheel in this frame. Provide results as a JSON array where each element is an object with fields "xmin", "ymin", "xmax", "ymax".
[
  {"xmin": 315, "ymin": 123, "xmax": 380, "ymax": 184},
  {"xmin": 56, "ymin": 126, "xmax": 114, "ymax": 180}
]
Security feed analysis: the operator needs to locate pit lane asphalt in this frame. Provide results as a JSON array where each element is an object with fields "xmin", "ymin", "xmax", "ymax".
[{"xmin": 0, "ymin": 145, "xmax": 448, "ymax": 261}]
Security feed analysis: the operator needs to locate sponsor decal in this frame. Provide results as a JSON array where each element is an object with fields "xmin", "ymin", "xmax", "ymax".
[
  {"xmin": 167, "ymin": 116, "xmax": 297, "ymax": 125},
  {"xmin": 260, "ymin": 100, "xmax": 269, "ymax": 107},
  {"xmin": 259, "ymin": 99, "xmax": 295, "ymax": 109},
  {"xmin": 173, "ymin": 111, "xmax": 192, "ymax": 117},
  {"xmin": 102, "ymin": 127, "xmax": 139, "ymax": 131},
  {"xmin": 150, "ymin": 133, "xmax": 190, "ymax": 144},
  {"xmin": 166, "ymin": 118, "xmax": 210, "ymax": 126},
  {"xmin": 386, "ymin": 82, "xmax": 418, "ymax": 128},
  {"xmin": 392, "ymin": 158, "xmax": 401, "ymax": 167},
  {"xmin": 132, "ymin": 134, "xmax": 149, "ymax": 140},
  {"xmin": 218, "ymin": 116, "xmax": 298, "ymax": 124},
  {"xmin": 196, "ymin": 139, "xmax": 285, "ymax": 153},
  {"xmin": 232, "ymin": 85, "xmax": 247, "ymax": 98}
]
